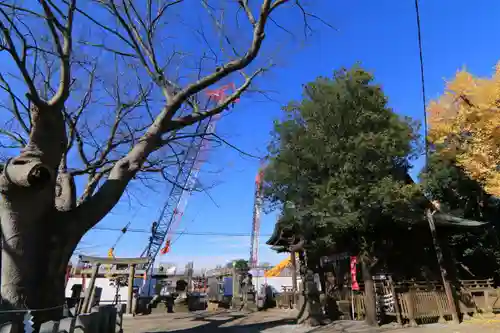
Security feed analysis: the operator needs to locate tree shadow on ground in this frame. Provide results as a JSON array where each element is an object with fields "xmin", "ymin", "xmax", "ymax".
[{"xmin": 144, "ymin": 314, "xmax": 298, "ymax": 333}]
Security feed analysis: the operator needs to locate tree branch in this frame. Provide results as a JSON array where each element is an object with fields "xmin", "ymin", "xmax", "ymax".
[
  {"xmin": 238, "ymin": 0, "xmax": 257, "ymax": 26},
  {"xmin": 45, "ymin": 0, "xmax": 75, "ymax": 107},
  {"xmin": 0, "ymin": 73, "xmax": 30, "ymax": 134},
  {"xmin": 0, "ymin": 0, "xmax": 315, "ymax": 241},
  {"xmin": 0, "ymin": 7, "xmax": 41, "ymax": 104},
  {"xmin": 164, "ymin": 0, "xmax": 277, "ymax": 121},
  {"xmin": 167, "ymin": 68, "xmax": 265, "ymax": 131},
  {"xmin": 55, "ymin": 171, "xmax": 76, "ymax": 211},
  {"xmin": 71, "ymin": 0, "xmax": 283, "ymax": 230}
]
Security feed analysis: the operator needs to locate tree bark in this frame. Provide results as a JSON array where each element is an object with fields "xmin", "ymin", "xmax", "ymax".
[
  {"xmin": 361, "ymin": 256, "xmax": 378, "ymax": 326},
  {"xmin": 0, "ymin": 97, "xmax": 74, "ymax": 332},
  {"xmin": 296, "ymin": 251, "xmax": 324, "ymax": 326},
  {"xmin": 0, "ymin": 1, "xmax": 292, "ymax": 329},
  {"xmin": 0, "ymin": 207, "xmax": 79, "ymax": 329},
  {"xmin": 0, "ymin": 129, "xmax": 80, "ymax": 330}
]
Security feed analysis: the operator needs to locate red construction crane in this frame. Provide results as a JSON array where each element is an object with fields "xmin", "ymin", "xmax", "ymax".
[
  {"xmin": 139, "ymin": 83, "xmax": 239, "ymax": 272},
  {"xmin": 250, "ymin": 161, "xmax": 266, "ymax": 268}
]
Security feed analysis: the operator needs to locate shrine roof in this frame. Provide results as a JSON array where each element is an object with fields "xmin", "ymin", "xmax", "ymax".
[{"xmin": 266, "ymin": 174, "xmax": 487, "ymax": 251}]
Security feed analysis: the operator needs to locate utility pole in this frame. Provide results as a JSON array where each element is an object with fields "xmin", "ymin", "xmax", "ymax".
[
  {"xmin": 426, "ymin": 209, "xmax": 459, "ymax": 324},
  {"xmin": 291, "ymin": 251, "xmax": 298, "ymax": 306}
]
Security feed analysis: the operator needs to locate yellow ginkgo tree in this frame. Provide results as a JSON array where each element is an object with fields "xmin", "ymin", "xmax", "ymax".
[{"xmin": 427, "ymin": 62, "xmax": 500, "ymax": 196}]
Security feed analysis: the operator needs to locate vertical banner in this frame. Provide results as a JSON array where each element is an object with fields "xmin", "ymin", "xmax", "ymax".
[
  {"xmin": 350, "ymin": 256, "xmax": 359, "ymax": 291},
  {"xmin": 65, "ymin": 264, "xmax": 72, "ymax": 287}
]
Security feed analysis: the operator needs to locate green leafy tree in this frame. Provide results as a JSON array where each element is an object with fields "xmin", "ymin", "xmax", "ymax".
[
  {"xmin": 264, "ymin": 66, "xmax": 422, "ymax": 325},
  {"xmin": 232, "ymin": 259, "xmax": 250, "ymax": 271},
  {"xmin": 420, "ymin": 150, "xmax": 500, "ymax": 280}
]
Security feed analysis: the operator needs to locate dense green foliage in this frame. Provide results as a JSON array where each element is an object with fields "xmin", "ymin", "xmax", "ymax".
[
  {"xmin": 264, "ymin": 67, "xmax": 423, "ymax": 263},
  {"xmin": 264, "ymin": 65, "xmax": 500, "ymax": 282},
  {"xmin": 232, "ymin": 259, "xmax": 250, "ymax": 270},
  {"xmin": 420, "ymin": 150, "xmax": 500, "ymax": 279}
]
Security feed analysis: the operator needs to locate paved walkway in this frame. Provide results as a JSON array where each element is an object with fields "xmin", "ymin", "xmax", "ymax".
[{"xmin": 122, "ymin": 309, "xmax": 500, "ymax": 333}]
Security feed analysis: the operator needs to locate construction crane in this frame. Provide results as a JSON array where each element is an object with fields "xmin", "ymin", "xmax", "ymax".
[
  {"xmin": 138, "ymin": 118, "xmax": 211, "ymax": 271},
  {"xmin": 138, "ymin": 84, "xmax": 238, "ymax": 272},
  {"xmin": 264, "ymin": 253, "xmax": 299, "ymax": 277},
  {"xmin": 249, "ymin": 162, "xmax": 265, "ymax": 268},
  {"xmin": 105, "ymin": 222, "xmax": 131, "ymax": 277}
]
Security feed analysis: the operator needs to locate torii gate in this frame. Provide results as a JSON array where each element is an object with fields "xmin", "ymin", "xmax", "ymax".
[{"xmin": 79, "ymin": 255, "xmax": 149, "ymax": 315}]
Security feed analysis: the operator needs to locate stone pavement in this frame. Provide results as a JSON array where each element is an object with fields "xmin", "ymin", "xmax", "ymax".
[
  {"xmin": 390, "ymin": 320, "xmax": 500, "ymax": 333},
  {"xmin": 122, "ymin": 309, "xmax": 500, "ymax": 333}
]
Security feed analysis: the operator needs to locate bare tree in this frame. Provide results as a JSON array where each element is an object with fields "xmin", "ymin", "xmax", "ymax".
[{"xmin": 0, "ymin": 0, "xmax": 319, "ymax": 325}]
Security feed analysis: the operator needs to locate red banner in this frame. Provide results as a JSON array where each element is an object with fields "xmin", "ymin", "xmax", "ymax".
[
  {"xmin": 350, "ymin": 256, "xmax": 359, "ymax": 291},
  {"xmin": 65, "ymin": 264, "xmax": 72, "ymax": 287}
]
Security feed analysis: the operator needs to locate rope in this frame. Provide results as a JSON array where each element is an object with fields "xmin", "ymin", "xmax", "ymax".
[
  {"xmin": 0, "ymin": 304, "xmax": 65, "ymax": 313},
  {"xmin": 92, "ymin": 226, "xmax": 273, "ymax": 237},
  {"xmin": 109, "ymin": 222, "xmax": 131, "ymax": 252}
]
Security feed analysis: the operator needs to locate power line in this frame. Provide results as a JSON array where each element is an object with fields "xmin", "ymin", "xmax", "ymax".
[
  {"xmin": 414, "ymin": 0, "xmax": 428, "ymax": 160},
  {"xmin": 91, "ymin": 226, "xmax": 272, "ymax": 237},
  {"xmin": 93, "ymin": 7, "xmax": 431, "ymax": 253}
]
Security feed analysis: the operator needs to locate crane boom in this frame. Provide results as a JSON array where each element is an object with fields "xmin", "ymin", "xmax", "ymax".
[
  {"xmin": 139, "ymin": 114, "xmax": 222, "ymax": 271},
  {"xmin": 139, "ymin": 83, "xmax": 237, "ymax": 273}
]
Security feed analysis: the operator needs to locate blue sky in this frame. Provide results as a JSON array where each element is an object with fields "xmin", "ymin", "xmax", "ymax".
[
  {"xmin": 80, "ymin": 0, "xmax": 500, "ymax": 269},
  {"xmin": 2, "ymin": 1, "xmax": 500, "ymax": 270}
]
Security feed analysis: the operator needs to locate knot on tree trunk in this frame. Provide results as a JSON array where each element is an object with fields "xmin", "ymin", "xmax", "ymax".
[{"xmin": 2, "ymin": 157, "xmax": 53, "ymax": 189}]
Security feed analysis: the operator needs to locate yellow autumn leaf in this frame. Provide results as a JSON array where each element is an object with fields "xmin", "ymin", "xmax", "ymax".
[{"xmin": 427, "ymin": 62, "xmax": 500, "ymax": 196}]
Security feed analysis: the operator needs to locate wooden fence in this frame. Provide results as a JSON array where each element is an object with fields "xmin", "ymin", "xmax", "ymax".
[
  {"xmin": 211, "ymin": 278, "xmax": 500, "ymax": 326},
  {"xmin": 350, "ymin": 279, "xmax": 500, "ymax": 325},
  {"xmin": 0, "ymin": 304, "xmax": 123, "ymax": 333}
]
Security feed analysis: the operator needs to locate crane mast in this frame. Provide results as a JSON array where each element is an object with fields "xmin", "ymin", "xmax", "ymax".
[{"xmin": 250, "ymin": 164, "xmax": 265, "ymax": 268}]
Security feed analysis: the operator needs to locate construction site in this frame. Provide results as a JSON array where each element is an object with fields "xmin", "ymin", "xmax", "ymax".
[
  {"xmin": 59, "ymin": 79, "xmax": 500, "ymax": 332},
  {"xmin": 5, "ymin": 1, "xmax": 500, "ymax": 332},
  {"xmin": 62, "ymin": 83, "xmax": 500, "ymax": 332},
  {"xmin": 63, "ymin": 82, "xmax": 299, "ymax": 323}
]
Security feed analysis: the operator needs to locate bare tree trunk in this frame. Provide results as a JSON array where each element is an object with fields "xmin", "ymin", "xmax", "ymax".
[
  {"xmin": 361, "ymin": 256, "xmax": 377, "ymax": 326},
  {"xmin": 0, "ymin": 103, "xmax": 79, "ymax": 328},
  {"xmin": 0, "ymin": 206, "xmax": 79, "ymax": 328},
  {"xmin": 0, "ymin": 2, "xmax": 299, "ymax": 329}
]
